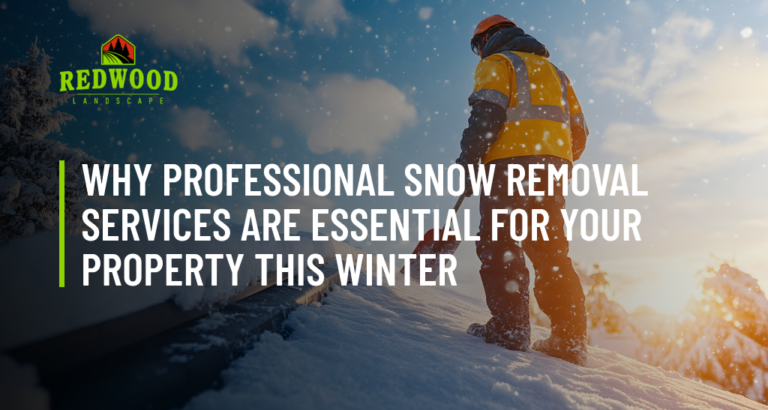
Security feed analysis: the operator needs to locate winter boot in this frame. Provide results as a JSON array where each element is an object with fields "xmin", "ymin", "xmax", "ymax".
[
  {"xmin": 467, "ymin": 316, "xmax": 529, "ymax": 351},
  {"xmin": 531, "ymin": 332, "xmax": 587, "ymax": 366}
]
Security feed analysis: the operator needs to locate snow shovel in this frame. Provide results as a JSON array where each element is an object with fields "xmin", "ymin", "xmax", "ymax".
[{"xmin": 401, "ymin": 195, "xmax": 465, "ymax": 281}]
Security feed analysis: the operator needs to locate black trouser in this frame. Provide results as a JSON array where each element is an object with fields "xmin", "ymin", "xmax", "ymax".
[{"xmin": 476, "ymin": 155, "xmax": 586, "ymax": 340}]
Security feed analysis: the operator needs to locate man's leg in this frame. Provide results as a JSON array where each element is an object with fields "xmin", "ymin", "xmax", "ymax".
[
  {"xmin": 525, "ymin": 218, "xmax": 587, "ymax": 344},
  {"xmin": 469, "ymin": 159, "xmax": 531, "ymax": 350},
  {"xmin": 522, "ymin": 156, "xmax": 587, "ymax": 364}
]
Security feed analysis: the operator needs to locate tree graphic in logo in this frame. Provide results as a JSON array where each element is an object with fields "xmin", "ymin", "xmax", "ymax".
[{"xmin": 101, "ymin": 35, "xmax": 135, "ymax": 65}]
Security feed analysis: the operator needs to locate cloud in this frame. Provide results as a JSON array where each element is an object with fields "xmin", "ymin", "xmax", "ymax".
[
  {"xmin": 631, "ymin": 133, "xmax": 768, "ymax": 182},
  {"xmin": 652, "ymin": 37, "xmax": 768, "ymax": 135},
  {"xmin": 640, "ymin": 15, "xmax": 713, "ymax": 95},
  {"xmin": 602, "ymin": 122, "xmax": 698, "ymax": 159},
  {"xmin": 171, "ymin": 107, "xmax": 227, "ymax": 151},
  {"xmin": 568, "ymin": 15, "xmax": 713, "ymax": 101},
  {"xmin": 603, "ymin": 124, "xmax": 768, "ymax": 183},
  {"xmin": 278, "ymin": 75, "xmax": 417, "ymax": 156},
  {"xmin": 598, "ymin": 15, "xmax": 768, "ymax": 182},
  {"xmin": 69, "ymin": 0, "xmax": 279, "ymax": 65},
  {"xmin": 283, "ymin": 0, "xmax": 350, "ymax": 35},
  {"xmin": 578, "ymin": 28, "xmax": 648, "ymax": 98},
  {"xmin": 626, "ymin": 0, "xmax": 652, "ymax": 16}
]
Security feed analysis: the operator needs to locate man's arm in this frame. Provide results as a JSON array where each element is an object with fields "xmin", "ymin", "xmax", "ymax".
[
  {"xmin": 456, "ymin": 56, "xmax": 512, "ymax": 167},
  {"xmin": 456, "ymin": 101, "xmax": 507, "ymax": 167}
]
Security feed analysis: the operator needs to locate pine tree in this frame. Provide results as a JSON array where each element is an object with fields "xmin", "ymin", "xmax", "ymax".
[
  {"xmin": 701, "ymin": 264, "xmax": 768, "ymax": 346},
  {"xmin": 577, "ymin": 264, "xmax": 631, "ymax": 335},
  {"xmin": 0, "ymin": 41, "xmax": 100, "ymax": 245},
  {"xmin": 640, "ymin": 264, "xmax": 768, "ymax": 403}
]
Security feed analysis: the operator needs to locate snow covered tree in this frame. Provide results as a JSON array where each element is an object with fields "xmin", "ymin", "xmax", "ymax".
[
  {"xmin": 640, "ymin": 264, "xmax": 768, "ymax": 403},
  {"xmin": 577, "ymin": 264, "xmax": 631, "ymax": 335},
  {"xmin": 0, "ymin": 42, "xmax": 99, "ymax": 245},
  {"xmin": 700, "ymin": 264, "xmax": 768, "ymax": 346}
]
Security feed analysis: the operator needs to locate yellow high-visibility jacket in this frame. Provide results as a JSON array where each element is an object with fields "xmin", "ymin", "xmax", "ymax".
[{"xmin": 468, "ymin": 51, "xmax": 588, "ymax": 164}]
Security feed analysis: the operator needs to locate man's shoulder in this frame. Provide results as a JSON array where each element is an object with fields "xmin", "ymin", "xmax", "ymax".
[
  {"xmin": 479, "ymin": 53, "xmax": 510, "ymax": 64},
  {"xmin": 490, "ymin": 50, "xmax": 554, "ymax": 65},
  {"xmin": 474, "ymin": 53, "xmax": 513, "ymax": 74}
]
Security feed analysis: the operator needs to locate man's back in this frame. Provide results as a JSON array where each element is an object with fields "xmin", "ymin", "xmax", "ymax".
[{"xmin": 470, "ymin": 50, "xmax": 587, "ymax": 164}]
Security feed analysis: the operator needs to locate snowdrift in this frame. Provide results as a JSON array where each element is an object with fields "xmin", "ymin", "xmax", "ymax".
[
  {"xmin": 0, "ymin": 231, "xmax": 363, "ymax": 350},
  {"xmin": 184, "ymin": 282, "xmax": 765, "ymax": 410}
]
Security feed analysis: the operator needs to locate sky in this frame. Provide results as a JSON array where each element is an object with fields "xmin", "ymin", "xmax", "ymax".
[{"xmin": 2, "ymin": 0, "xmax": 768, "ymax": 315}]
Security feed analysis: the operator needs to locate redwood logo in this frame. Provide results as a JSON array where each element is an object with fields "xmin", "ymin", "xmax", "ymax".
[
  {"xmin": 101, "ymin": 34, "xmax": 135, "ymax": 65},
  {"xmin": 58, "ymin": 34, "xmax": 178, "ymax": 106}
]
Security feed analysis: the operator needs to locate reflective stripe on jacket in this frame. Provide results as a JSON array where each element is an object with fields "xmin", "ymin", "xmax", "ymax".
[{"xmin": 468, "ymin": 50, "xmax": 588, "ymax": 164}]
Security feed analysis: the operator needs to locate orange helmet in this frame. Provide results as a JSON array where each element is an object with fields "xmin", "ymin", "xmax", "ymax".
[
  {"xmin": 471, "ymin": 15, "xmax": 516, "ymax": 55},
  {"xmin": 473, "ymin": 15, "xmax": 515, "ymax": 37}
]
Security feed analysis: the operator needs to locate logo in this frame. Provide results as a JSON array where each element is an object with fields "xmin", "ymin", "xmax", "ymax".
[
  {"xmin": 59, "ymin": 35, "xmax": 179, "ymax": 107},
  {"xmin": 101, "ymin": 34, "xmax": 135, "ymax": 65}
]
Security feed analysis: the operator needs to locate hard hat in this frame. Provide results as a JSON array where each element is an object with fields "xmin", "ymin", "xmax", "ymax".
[
  {"xmin": 473, "ymin": 15, "xmax": 515, "ymax": 38},
  {"xmin": 471, "ymin": 15, "xmax": 516, "ymax": 55}
]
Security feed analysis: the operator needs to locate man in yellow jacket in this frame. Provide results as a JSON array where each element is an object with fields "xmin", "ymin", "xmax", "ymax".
[{"xmin": 458, "ymin": 15, "xmax": 589, "ymax": 365}]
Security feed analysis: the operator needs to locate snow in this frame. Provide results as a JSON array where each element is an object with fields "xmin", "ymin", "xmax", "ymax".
[
  {"xmin": 0, "ymin": 230, "xmax": 363, "ymax": 350},
  {"xmin": 184, "ymin": 282, "xmax": 763, "ymax": 409},
  {"xmin": 588, "ymin": 326, "xmax": 641, "ymax": 361}
]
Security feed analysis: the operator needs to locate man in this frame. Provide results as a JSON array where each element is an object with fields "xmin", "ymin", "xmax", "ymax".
[{"xmin": 457, "ymin": 15, "xmax": 589, "ymax": 365}]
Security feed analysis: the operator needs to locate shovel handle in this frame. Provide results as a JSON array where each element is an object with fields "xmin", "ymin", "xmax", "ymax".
[{"xmin": 453, "ymin": 195, "xmax": 465, "ymax": 213}]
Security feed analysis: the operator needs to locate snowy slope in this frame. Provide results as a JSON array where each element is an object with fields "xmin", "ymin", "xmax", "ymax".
[
  {"xmin": 0, "ymin": 231, "xmax": 363, "ymax": 350},
  {"xmin": 184, "ymin": 282, "xmax": 765, "ymax": 410}
]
